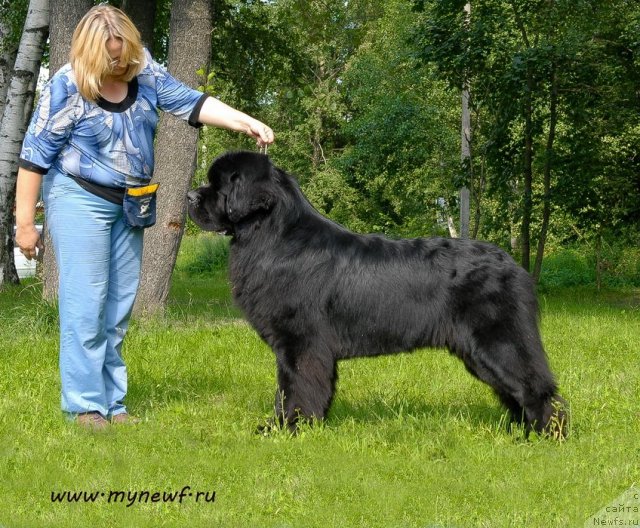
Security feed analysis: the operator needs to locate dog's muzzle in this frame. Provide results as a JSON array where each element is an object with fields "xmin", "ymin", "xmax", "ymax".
[
  {"xmin": 187, "ymin": 190, "xmax": 229, "ymax": 236},
  {"xmin": 187, "ymin": 190, "xmax": 200, "ymax": 206}
]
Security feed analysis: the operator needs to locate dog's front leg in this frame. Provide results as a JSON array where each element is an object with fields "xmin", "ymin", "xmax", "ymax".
[{"xmin": 274, "ymin": 351, "xmax": 337, "ymax": 432}]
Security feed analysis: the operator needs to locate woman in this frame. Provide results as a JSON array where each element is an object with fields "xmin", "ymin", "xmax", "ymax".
[{"xmin": 14, "ymin": 5, "xmax": 274, "ymax": 430}]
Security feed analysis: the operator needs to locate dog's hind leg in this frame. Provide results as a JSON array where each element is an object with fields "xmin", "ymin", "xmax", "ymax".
[
  {"xmin": 452, "ymin": 339, "xmax": 565, "ymax": 437},
  {"xmin": 522, "ymin": 391, "xmax": 569, "ymax": 439},
  {"xmin": 506, "ymin": 336, "xmax": 568, "ymax": 439},
  {"xmin": 455, "ymin": 347, "xmax": 527, "ymax": 423},
  {"xmin": 274, "ymin": 351, "xmax": 337, "ymax": 431},
  {"xmin": 459, "ymin": 357, "xmax": 525, "ymax": 426},
  {"xmin": 494, "ymin": 390, "xmax": 526, "ymax": 429}
]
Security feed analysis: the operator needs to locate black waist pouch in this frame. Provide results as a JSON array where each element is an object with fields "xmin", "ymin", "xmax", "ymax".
[
  {"xmin": 70, "ymin": 176, "xmax": 125, "ymax": 205},
  {"xmin": 123, "ymin": 183, "xmax": 159, "ymax": 228}
]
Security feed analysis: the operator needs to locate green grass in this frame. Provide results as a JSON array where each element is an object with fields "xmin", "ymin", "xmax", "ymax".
[{"xmin": 1, "ymin": 239, "xmax": 639, "ymax": 527}]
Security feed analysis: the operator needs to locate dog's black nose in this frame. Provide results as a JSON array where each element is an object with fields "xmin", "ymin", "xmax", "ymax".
[{"xmin": 187, "ymin": 190, "xmax": 199, "ymax": 204}]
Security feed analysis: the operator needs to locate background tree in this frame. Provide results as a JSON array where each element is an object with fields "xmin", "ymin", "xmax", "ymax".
[
  {"xmin": 413, "ymin": 0, "xmax": 639, "ymax": 280},
  {"xmin": 48, "ymin": 0, "xmax": 90, "ymax": 73},
  {"xmin": 459, "ymin": 1, "xmax": 470, "ymax": 239},
  {"xmin": 1, "ymin": 0, "xmax": 639, "ymax": 294},
  {"xmin": 331, "ymin": 0, "xmax": 458, "ymax": 236},
  {"xmin": 134, "ymin": 0, "xmax": 211, "ymax": 315},
  {"xmin": 120, "ymin": 0, "xmax": 157, "ymax": 50},
  {"xmin": 552, "ymin": 0, "xmax": 640, "ymax": 286},
  {"xmin": 0, "ymin": 17, "xmax": 17, "ymax": 122},
  {"xmin": 40, "ymin": 0, "xmax": 92, "ymax": 300},
  {"xmin": 0, "ymin": 0, "xmax": 48, "ymax": 288},
  {"xmin": 200, "ymin": 0, "xmax": 459, "ymax": 236},
  {"xmin": 0, "ymin": 0, "xmax": 30, "ymax": 124}
]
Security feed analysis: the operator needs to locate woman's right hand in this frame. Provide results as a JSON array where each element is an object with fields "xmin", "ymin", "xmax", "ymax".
[
  {"xmin": 15, "ymin": 224, "xmax": 43, "ymax": 261},
  {"xmin": 15, "ymin": 168, "xmax": 45, "ymax": 261}
]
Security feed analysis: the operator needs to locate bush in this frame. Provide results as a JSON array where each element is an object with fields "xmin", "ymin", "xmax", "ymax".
[
  {"xmin": 601, "ymin": 244, "xmax": 640, "ymax": 287},
  {"xmin": 178, "ymin": 234, "xmax": 230, "ymax": 275},
  {"xmin": 539, "ymin": 248, "xmax": 595, "ymax": 288},
  {"xmin": 539, "ymin": 243, "xmax": 640, "ymax": 288}
]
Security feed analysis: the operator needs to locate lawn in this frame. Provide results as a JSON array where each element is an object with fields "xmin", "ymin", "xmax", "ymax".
[{"xmin": 1, "ymin": 237, "xmax": 639, "ymax": 527}]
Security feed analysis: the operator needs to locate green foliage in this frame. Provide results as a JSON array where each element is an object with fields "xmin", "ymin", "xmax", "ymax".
[
  {"xmin": 412, "ymin": 0, "xmax": 640, "ymax": 251},
  {"xmin": 4, "ymin": 0, "xmax": 638, "ymax": 277},
  {"xmin": 150, "ymin": 0, "xmax": 172, "ymax": 62},
  {"xmin": 334, "ymin": 0, "xmax": 459, "ymax": 236},
  {"xmin": 0, "ymin": 0, "xmax": 29, "ymax": 53},
  {"xmin": 302, "ymin": 164, "xmax": 370, "ymax": 233},
  {"xmin": 539, "ymin": 243, "xmax": 640, "ymax": 289},
  {"xmin": 539, "ymin": 248, "xmax": 596, "ymax": 288},
  {"xmin": 176, "ymin": 234, "xmax": 230, "ymax": 276},
  {"xmin": 201, "ymin": 0, "xmax": 461, "ymax": 237},
  {"xmin": 189, "ymin": 0, "xmax": 639, "ymax": 273},
  {"xmin": 605, "ymin": 245, "xmax": 640, "ymax": 287}
]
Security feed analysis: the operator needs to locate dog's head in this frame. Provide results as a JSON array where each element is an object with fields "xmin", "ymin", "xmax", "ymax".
[{"xmin": 187, "ymin": 151, "xmax": 287, "ymax": 236}]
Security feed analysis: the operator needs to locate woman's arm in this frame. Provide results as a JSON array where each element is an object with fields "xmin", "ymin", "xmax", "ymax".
[
  {"xmin": 14, "ymin": 167, "xmax": 44, "ymax": 260},
  {"xmin": 197, "ymin": 97, "xmax": 275, "ymax": 146}
]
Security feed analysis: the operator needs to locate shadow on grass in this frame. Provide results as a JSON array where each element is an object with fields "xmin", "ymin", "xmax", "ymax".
[
  {"xmin": 126, "ymin": 361, "xmax": 509, "ymax": 435},
  {"xmin": 124, "ymin": 359, "xmax": 243, "ymax": 416},
  {"xmin": 329, "ymin": 397, "xmax": 506, "ymax": 431}
]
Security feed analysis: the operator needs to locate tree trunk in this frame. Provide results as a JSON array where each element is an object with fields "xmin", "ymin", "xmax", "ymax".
[
  {"xmin": 459, "ymin": 88, "xmax": 470, "ymax": 240},
  {"xmin": 121, "ymin": 0, "xmax": 157, "ymax": 49},
  {"xmin": 533, "ymin": 62, "xmax": 558, "ymax": 283},
  {"xmin": 471, "ymin": 151, "xmax": 485, "ymax": 239},
  {"xmin": 521, "ymin": 72, "xmax": 533, "ymax": 273},
  {"xmin": 595, "ymin": 230, "xmax": 602, "ymax": 291},
  {"xmin": 49, "ymin": 0, "xmax": 91, "ymax": 73},
  {"xmin": 41, "ymin": 0, "xmax": 92, "ymax": 301},
  {"xmin": 0, "ymin": 0, "xmax": 49, "ymax": 288},
  {"xmin": 447, "ymin": 215, "xmax": 458, "ymax": 238},
  {"xmin": 459, "ymin": 1, "xmax": 471, "ymax": 239},
  {"xmin": 512, "ymin": 3, "xmax": 534, "ymax": 273},
  {"xmin": 0, "ymin": 17, "xmax": 20, "ymax": 125},
  {"xmin": 134, "ymin": 0, "xmax": 211, "ymax": 315}
]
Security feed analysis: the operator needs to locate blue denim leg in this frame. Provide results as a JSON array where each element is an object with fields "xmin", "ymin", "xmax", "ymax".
[
  {"xmin": 103, "ymin": 216, "xmax": 143, "ymax": 417},
  {"xmin": 43, "ymin": 171, "xmax": 143, "ymax": 417}
]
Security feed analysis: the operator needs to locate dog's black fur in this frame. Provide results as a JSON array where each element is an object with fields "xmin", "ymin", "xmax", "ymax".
[{"xmin": 187, "ymin": 151, "xmax": 567, "ymax": 437}]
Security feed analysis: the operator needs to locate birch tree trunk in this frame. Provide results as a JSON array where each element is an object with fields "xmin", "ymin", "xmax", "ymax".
[
  {"xmin": 460, "ymin": 86, "xmax": 471, "ymax": 239},
  {"xmin": 512, "ymin": 4, "xmax": 534, "ymax": 272},
  {"xmin": 41, "ymin": 0, "xmax": 92, "ymax": 301},
  {"xmin": 533, "ymin": 61, "xmax": 558, "ymax": 283},
  {"xmin": 0, "ymin": 0, "xmax": 49, "ymax": 288},
  {"xmin": 134, "ymin": 0, "xmax": 211, "ymax": 315},
  {"xmin": 459, "ymin": 1, "xmax": 471, "ymax": 240},
  {"xmin": 0, "ymin": 16, "xmax": 19, "ymax": 125},
  {"xmin": 521, "ymin": 76, "xmax": 534, "ymax": 273}
]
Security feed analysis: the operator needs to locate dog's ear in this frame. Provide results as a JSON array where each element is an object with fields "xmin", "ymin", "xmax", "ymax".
[{"xmin": 227, "ymin": 172, "xmax": 275, "ymax": 223}]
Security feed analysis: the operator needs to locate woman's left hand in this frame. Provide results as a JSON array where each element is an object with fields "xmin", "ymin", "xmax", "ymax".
[
  {"xmin": 197, "ymin": 97, "xmax": 275, "ymax": 146},
  {"xmin": 248, "ymin": 121, "xmax": 275, "ymax": 147}
]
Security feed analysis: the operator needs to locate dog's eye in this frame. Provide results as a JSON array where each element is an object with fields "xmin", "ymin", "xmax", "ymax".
[{"xmin": 230, "ymin": 171, "xmax": 240, "ymax": 182}]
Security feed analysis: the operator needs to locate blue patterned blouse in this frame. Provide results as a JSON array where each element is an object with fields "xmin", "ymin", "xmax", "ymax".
[{"xmin": 19, "ymin": 49, "xmax": 207, "ymax": 188}]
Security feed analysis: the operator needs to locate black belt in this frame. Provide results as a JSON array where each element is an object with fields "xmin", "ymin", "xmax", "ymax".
[{"xmin": 70, "ymin": 176, "xmax": 125, "ymax": 205}]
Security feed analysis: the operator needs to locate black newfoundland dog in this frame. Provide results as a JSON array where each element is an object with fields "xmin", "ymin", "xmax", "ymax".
[{"xmin": 187, "ymin": 151, "xmax": 567, "ymax": 438}]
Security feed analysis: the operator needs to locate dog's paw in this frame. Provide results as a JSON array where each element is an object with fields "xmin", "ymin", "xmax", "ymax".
[
  {"xmin": 255, "ymin": 418, "xmax": 278, "ymax": 436},
  {"xmin": 543, "ymin": 397, "xmax": 570, "ymax": 441},
  {"xmin": 255, "ymin": 417, "xmax": 295, "ymax": 436}
]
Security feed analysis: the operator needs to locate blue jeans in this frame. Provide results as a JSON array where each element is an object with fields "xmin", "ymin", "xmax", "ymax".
[{"xmin": 44, "ymin": 170, "xmax": 143, "ymax": 418}]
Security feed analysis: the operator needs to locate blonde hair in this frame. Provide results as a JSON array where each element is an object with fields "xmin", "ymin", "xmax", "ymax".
[{"xmin": 70, "ymin": 4, "xmax": 145, "ymax": 102}]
